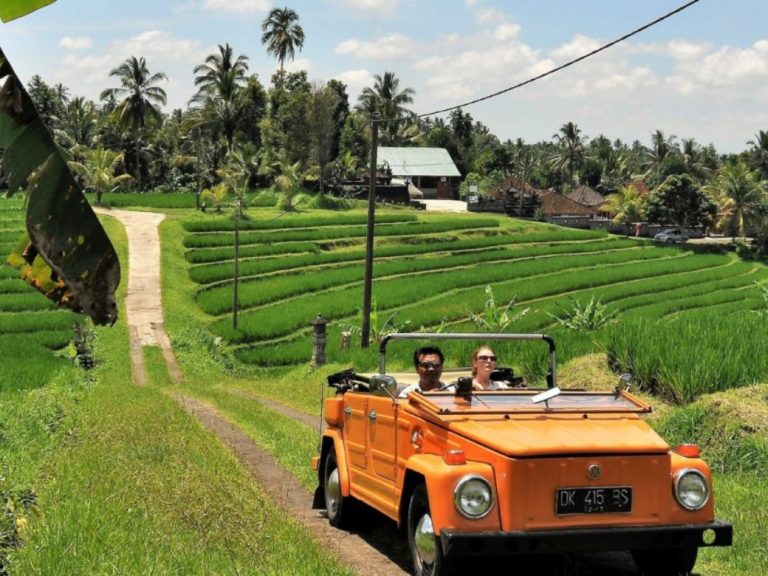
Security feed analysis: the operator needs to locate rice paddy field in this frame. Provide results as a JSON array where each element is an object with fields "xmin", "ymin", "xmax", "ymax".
[
  {"xmin": 0, "ymin": 199, "xmax": 84, "ymax": 393},
  {"xmin": 181, "ymin": 208, "xmax": 768, "ymax": 404},
  {"xmin": 2, "ymin": 197, "xmax": 766, "ymax": 575}
]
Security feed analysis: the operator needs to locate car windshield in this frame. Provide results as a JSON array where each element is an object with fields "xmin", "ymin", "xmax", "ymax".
[{"xmin": 407, "ymin": 390, "xmax": 650, "ymax": 415}]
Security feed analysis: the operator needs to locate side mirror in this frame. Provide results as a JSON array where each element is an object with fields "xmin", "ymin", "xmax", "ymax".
[
  {"xmin": 532, "ymin": 386, "xmax": 561, "ymax": 409},
  {"xmin": 370, "ymin": 374, "xmax": 398, "ymax": 397},
  {"xmin": 617, "ymin": 373, "xmax": 633, "ymax": 395}
]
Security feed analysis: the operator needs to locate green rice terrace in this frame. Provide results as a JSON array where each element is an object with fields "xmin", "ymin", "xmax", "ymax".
[
  {"xmin": 184, "ymin": 208, "xmax": 768, "ymax": 404},
  {"xmin": 1, "ymin": 195, "xmax": 767, "ymax": 575}
]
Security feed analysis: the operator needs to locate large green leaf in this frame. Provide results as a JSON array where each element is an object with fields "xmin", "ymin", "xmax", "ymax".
[
  {"xmin": 1, "ymin": 46, "xmax": 120, "ymax": 325},
  {"xmin": 0, "ymin": 0, "xmax": 56, "ymax": 22}
]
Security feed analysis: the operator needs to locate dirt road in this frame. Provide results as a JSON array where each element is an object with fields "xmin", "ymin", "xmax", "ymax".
[
  {"xmin": 100, "ymin": 207, "xmax": 642, "ymax": 576},
  {"xmin": 97, "ymin": 208, "xmax": 409, "ymax": 576}
]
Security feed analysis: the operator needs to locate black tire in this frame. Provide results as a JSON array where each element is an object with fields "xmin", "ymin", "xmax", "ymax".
[
  {"xmin": 631, "ymin": 547, "xmax": 698, "ymax": 576},
  {"xmin": 323, "ymin": 449, "xmax": 356, "ymax": 528},
  {"xmin": 407, "ymin": 483, "xmax": 455, "ymax": 576}
]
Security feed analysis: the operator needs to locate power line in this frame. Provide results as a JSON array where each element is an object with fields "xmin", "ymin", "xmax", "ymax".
[{"xmin": 375, "ymin": 0, "xmax": 700, "ymax": 123}]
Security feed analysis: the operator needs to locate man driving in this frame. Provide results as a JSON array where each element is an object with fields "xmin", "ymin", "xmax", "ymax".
[{"xmin": 398, "ymin": 345, "xmax": 445, "ymax": 397}]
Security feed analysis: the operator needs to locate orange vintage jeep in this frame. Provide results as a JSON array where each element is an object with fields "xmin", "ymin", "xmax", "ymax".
[{"xmin": 311, "ymin": 333, "xmax": 732, "ymax": 576}]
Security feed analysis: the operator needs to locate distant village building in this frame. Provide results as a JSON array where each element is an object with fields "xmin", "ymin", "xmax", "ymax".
[
  {"xmin": 469, "ymin": 175, "xmax": 606, "ymax": 228},
  {"xmin": 377, "ymin": 147, "xmax": 461, "ymax": 199},
  {"xmin": 566, "ymin": 185, "xmax": 605, "ymax": 210}
]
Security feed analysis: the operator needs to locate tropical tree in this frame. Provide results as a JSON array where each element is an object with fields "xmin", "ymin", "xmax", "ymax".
[
  {"xmin": 192, "ymin": 43, "xmax": 249, "ymax": 154},
  {"xmin": 747, "ymin": 129, "xmax": 768, "ymax": 179},
  {"xmin": 200, "ymin": 182, "xmax": 231, "ymax": 212},
  {"xmin": 603, "ymin": 184, "xmax": 646, "ymax": 236},
  {"xmin": 271, "ymin": 156, "xmax": 305, "ymax": 211},
  {"xmin": 645, "ymin": 174, "xmax": 717, "ymax": 229},
  {"xmin": 261, "ymin": 6, "xmax": 305, "ymax": 72},
  {"xmin": 550, "ymin": 121, "xmax": 586, "ymax": 191},
  {"xmin": 308, "ymin": 83, "xmax": 341, "ymax": 193},
  {"xmin": 56, "ymin": 96, "xmax": 99, "ymax": 150},
  {"xmin": 356, "ymin": 71, "xmax": 415, "ymax": 145},
  {"xmin": 69, "ymin": 148, "xmax": 132, "ymax": 204},
  {"xmin": 643, "ymin": 129, "xmax": 680, "ymax": 186},
  {"xmin": 27, "ymin": 74, "xmax": 63, "ymax": 131},
  {"xmin": 705, "ymin": 161, "xmax": 766, "ymax": 240},
  {"xmin": 100, "ymin": 56, "xmax": 167, "ymax": 191}
]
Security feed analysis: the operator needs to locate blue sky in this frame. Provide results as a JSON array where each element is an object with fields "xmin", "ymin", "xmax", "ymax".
[{"xmin": 3, "ymin": 0, "xmax": 768, "ymax": 153}]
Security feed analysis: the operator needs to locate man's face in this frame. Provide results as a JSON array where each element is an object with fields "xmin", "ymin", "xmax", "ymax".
[{"xmin": 416, "ymin": 353, "xmax": 443, "ymax": 390}]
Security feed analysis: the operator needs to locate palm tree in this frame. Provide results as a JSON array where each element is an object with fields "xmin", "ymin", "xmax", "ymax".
[
  {"xmin": 192, "ymin": 44, "xmax": 249, "ymax": 102},
  {"xmin": 747, "ymin": 129, "xmax": 768, "ymax": 179},
  {"xmin": 261, "ymin": 7, "xmax": 305, "ymax": 72},
  {"xmin": 705, "ymin": 161, "xmax": 766, "ymax": 240},
  {"xmin": 603, "ymin": 183, "xmax": 646, "ymax": 236},
  {"xmin": 100, "ymin": 56, "xmax": 167, "ymax": 191},
  {"xmin": 679, "ymin": 137, "xmax": 712, "ymax": 183},
  {"xmin": 69, "ymin": 148, "xmax": 133, "ymax": 204},
  {"xmin": 356, "ymin": 71, "xmax": 415, "ymax": 145},
  {"xmin": 643, "ymin": 129, "xmax": 679, "ymax": 185},
  {"xmin": 192, "ymin": 44, "xmax": 249, "ymax": 153},
  {"xmin": 550, "ymin": 121, "xmax": 586, "ymax": 191},
  {"xmin": 271, "ymin": 156, "xmax": 305, "ymax": 212},
  {"xmin": 57, "ymin": 96, "xmax": 99, "ymax": 149}
]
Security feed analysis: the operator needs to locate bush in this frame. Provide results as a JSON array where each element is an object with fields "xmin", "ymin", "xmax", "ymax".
[{"xmin": 250, "ymin": 189, "xmax": 278, "ymax": 207}]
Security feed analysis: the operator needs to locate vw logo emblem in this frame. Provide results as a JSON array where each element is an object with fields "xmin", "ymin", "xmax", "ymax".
[{"xmin": 587, "ymin": 464, "xmax": 602, "ymax": 480}]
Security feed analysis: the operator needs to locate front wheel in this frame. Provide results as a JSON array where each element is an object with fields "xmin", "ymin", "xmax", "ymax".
[
  {"xmin": 408, "ymin": 483, "xmax": 456, "ymax": 576},
  {"xmin": 631, "ymin": 547, "xmax": 698, "ymax": 576},
  {"xmin": 324, "ymin": 449, "xmax": 356, "ymax": 528}
]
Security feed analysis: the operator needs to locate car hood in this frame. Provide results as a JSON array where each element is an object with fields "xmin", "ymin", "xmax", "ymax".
[{"xmin": 445, "ymin": 415, "xmax": 669, "ymax": 457}]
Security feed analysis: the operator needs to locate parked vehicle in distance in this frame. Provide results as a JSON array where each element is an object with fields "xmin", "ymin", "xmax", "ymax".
[
  {"xmin": 654, "ymin": 228, "xmax": 688, "ymax": 243},
  {"xmin": 311, "ymin": 332, "xmax": 732, "ymax": 576}
]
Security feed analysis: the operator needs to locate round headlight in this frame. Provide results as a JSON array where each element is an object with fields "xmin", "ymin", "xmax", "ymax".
[
  {"xmin": 674, "ymin": 469, "xmax": 709, "ymax": 511},
  {"xmin": 454, "ymin": 475, "xmax": 493, "ymax": 519}
]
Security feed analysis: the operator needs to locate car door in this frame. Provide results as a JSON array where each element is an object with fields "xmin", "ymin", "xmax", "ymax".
[
  {"xmin": 342, "ymin": 393, "xmax": 368, "ymax": 475},
  {"xmin": 365, "ymin": 394, "xmax": 399, "ymax": 514}
]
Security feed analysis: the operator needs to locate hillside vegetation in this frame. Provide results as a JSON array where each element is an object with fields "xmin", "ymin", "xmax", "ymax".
[
  {"xmin": 1, "ymin": 200, "xmax": 767, "ymax": 575},
  {"xmin": 182, "ymin": 207, "xmax": 768, "ymax": 403}
]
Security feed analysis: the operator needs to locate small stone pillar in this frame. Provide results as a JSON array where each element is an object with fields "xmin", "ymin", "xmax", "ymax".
[{"xmin": 311, "ymin": 314, "xmax": 328, "ymax": 366}]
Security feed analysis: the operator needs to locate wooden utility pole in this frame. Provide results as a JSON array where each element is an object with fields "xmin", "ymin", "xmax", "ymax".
[
  {"xmin": 232, "ymin": 199, "xmax": 240, "ymax": 330},
  {"xmin": 361, "ymin": 114, "xmax": 379, "ymax": 348}
]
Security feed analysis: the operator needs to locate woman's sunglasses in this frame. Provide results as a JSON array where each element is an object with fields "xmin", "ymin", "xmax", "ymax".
[{"xmin": 477, "ymin": 355, "xmax": 497, "ymax": 362}]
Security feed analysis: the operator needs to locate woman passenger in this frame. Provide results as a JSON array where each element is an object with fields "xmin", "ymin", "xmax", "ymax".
[{"xmin": 471, "ymin": 345, "xmax": 508, "ymax": 390}]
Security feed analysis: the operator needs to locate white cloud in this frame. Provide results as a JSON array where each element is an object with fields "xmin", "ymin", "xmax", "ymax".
[
  {"xmin": 333, "ymin": 68, "xmax": 374, "ymax": 100},
  {"xmin": 338, "ymin": 0, "xmax": 398, "ymax": 16},
  {"xmin": 201, "ymin": 0, "xmax": 269, "ymax": 13},
  {"xmin": 679, "ymin": 45, "xmax": 768, "ymax": 87},
  {"xmin": 594, "ymin": 66, "xmax": 656, "ymax": 91},
  {"xmin": 335, "ymin": 34, "xmax": 413, "ymax": 60},
  {"xmin": 283, "ymin": 57, "xmax": 311, "ymax": 74},
  {"xmin": 112, "ymin": 30, "xmax": 207, "ymax": 63},
  {"xmin": 755, "ymin": 39, "xmax": 768, "ymax": 53},
  {"xmin": 474, "ymin": 7, "xmax": 504, "ymax": 25},
  {"xmin": 55, "ymin": 30, "xmax": 209, "ymax": 110},
  {"xmin": 59, "ymin": 36, "xmax": 92, "ymax": 50},
  {"xmin": 665, "ymin": 40, "xmax": 708, "ymax": 61},
  {"xmin": 494, "ymin": 23, "xmax": 520, "ymax": 42},
  {"xmin": 550, "ymin": 34, "xmax": 602, "ymax": 60}
]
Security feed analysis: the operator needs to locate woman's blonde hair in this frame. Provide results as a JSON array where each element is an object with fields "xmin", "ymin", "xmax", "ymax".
[{"xmin": 471, "ymin": 346, "xmax": 495, "ymax": 377}]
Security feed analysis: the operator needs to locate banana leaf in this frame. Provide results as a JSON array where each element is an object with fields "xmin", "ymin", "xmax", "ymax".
[
  {"xmin": 0, "ymin": 0, "xmax": 56, "ymax": 22},
  {"xmin": 1, "ymin": 47, "xmax": 120, "ymax": 325}
]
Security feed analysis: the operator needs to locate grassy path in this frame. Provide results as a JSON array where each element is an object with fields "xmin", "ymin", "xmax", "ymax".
[{"xmin": 98, "ymin": 208, "xmax": 404, "ymax": 575}]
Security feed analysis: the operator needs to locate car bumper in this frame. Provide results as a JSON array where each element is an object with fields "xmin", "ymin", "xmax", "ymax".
[{"xmin": 440, "ymin": 520, "xmax": 732, "ymax": 557}]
